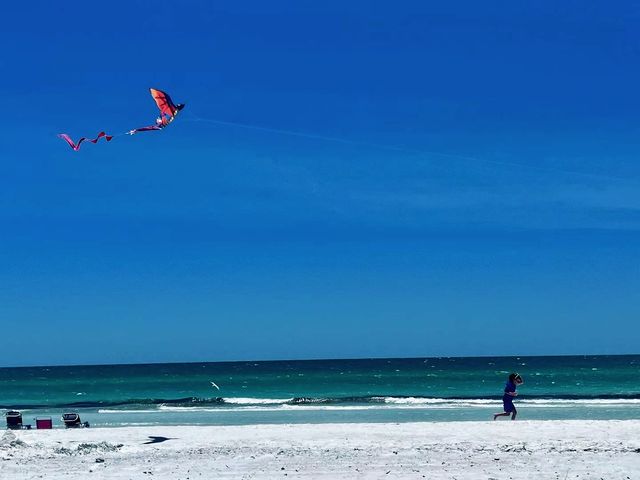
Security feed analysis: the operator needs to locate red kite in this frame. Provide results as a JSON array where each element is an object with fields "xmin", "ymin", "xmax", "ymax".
[{"xmin": 58, "ymin": 88, "xmax": 185, "ymax": 151}]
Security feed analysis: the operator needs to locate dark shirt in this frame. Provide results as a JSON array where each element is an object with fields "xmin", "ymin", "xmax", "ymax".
[{"xmin": 503, "ymin": 381, "xmax": 516, "ymax": 402}]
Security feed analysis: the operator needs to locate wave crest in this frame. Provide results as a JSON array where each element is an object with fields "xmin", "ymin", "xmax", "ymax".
[{"xmin": 4, "ymin": 394, "xmax": 640, "ymax": 411}]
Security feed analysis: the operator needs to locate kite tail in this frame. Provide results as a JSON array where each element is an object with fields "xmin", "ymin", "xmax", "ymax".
[
  {"xmin": 127, "ymin": 125, "xmax": 163, "ymax": 135},
  {"xmin": 58, "ymin": 132, "xmax": 114, "ymax": 151}
]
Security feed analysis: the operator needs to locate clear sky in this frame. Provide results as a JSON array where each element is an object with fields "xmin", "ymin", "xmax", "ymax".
[{"xmin": 1, "ymin": 1, "xmax": 639, "ymax": 366}]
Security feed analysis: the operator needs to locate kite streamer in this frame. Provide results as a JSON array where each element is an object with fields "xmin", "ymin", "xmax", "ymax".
[{"xmin": 58, "ymin": 132, "xmax": 114, "ymax": 151}]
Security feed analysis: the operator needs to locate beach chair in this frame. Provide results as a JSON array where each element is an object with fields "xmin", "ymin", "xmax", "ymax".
[
  {"xmin": 5, "ymin": 411, "xmax": 31, "ymax": 430},
  {"xmin": 35, "ymin": 417, "xmax": 53, "ymax": 429},
  {"xmin": 61, "ymin": 412, "xmax": 89, "ymax": 428}
]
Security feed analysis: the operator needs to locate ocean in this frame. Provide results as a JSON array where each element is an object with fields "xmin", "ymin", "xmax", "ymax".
[{"xmin": 1, "ymin": 355, "xmax": 638, "ymax": 427}]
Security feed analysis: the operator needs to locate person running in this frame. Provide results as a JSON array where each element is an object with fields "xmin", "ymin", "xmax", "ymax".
[{"xmin": 494, "ymin": 373, "xmax": 523, "ymax": 420}]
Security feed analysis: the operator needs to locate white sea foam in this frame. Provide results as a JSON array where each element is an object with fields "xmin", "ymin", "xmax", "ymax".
[
  {"xmin": 380, "ymin": 397, "xmax": 640, "ymax": 407},
  {"xmin": 155, "ymin": 404, "xmax": 299, "ymax": 413},
  {"xmin": 222, "ymin": 397, "xmax": 293, "ymax": 405},
  {"xmin": 282, "ymin": 404, "xmax": 402, "ymax": 411},
  {"xmin": 520, "ymin": 398, "xmax": 640, "ymax": 406},
  {"xmin": 379, "ymin": 397, "xmax": 495, "ymax": 405},
  {"xmin": 99, "ymin": 409, "xmax": 161, "ymax": 414},
  {"xmin": 97, "ymin": 397, "xmax": 640, "ymax": 416}
]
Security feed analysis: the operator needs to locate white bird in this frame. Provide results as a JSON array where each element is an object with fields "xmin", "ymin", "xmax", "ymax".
[{"xmin": 210, "ymin": 381, "xmax": 220, "ymax": 390}]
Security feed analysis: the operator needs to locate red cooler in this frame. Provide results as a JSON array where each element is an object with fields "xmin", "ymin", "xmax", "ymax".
[{"xmin": 35, "ymin": 417, "xmax": 53, "ymax": 429}]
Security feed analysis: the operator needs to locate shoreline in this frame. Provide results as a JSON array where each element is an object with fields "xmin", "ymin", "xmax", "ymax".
[{"xmin": 2, "ymin": 420, "xmax": 639, "ymax": 479}]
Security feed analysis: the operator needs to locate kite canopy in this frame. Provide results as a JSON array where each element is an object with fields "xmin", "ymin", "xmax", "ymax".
[
  {"xmin": 150, "ymin": 88, "xmax": 185, "ymax": 118},
  {"xmin": 58, "ymin": 88, "xmax": 185, "ymax": 151}
]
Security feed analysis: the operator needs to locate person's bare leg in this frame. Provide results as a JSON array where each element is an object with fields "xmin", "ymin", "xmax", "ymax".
[
  {"xmin": 511, "ymin": 407, "xmax": 517, "ymax": 420},
  {"xmin": 494, "ymin": 412, "xmax": 510, "ymax": 420}
]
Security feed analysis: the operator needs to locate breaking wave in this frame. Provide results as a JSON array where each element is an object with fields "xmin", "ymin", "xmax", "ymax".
[{"xmin": 5, "ymin": 394, "xmax": 640, "ymax": 412}]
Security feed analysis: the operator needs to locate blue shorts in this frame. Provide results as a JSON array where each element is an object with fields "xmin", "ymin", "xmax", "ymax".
[{"xmin": 503, "ymin": 398, "xmax": 515, "ymax": 413}]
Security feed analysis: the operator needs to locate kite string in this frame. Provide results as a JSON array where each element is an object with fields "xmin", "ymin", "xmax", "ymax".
[{"xmin": 181, "ymin": 114, "xmax": 637, "ymax": 184}]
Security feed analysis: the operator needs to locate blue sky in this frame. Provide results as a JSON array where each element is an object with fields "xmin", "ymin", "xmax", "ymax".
[{"xmin": 1, "ymin": 1, "xmax": 639, "ymax": 366}]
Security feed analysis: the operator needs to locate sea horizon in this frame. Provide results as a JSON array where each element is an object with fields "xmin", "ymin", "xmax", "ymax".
[{"xmin": 3, "ymin": 352, "xmax": 639, "ymax": 370}]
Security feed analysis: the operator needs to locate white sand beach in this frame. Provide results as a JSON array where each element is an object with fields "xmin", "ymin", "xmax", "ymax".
[{"xmin": 1, "ymin": 420, "xmax": 639, "ymax": 479}]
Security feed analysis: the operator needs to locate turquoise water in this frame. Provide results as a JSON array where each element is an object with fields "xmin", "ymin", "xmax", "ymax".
[{"xmin": 1, "ymin": 355, "xmax": 638, "ymax": 427}]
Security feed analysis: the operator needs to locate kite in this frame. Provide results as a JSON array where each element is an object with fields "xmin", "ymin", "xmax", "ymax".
[{"xmin": 58, "ymin": 88, "xmax": 185, "ymax": 151}]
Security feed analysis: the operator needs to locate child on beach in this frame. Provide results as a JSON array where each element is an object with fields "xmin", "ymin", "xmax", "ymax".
[{"xmin": 493, "ymin": 373, "xmax": 523, "ymax": 420}]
